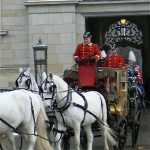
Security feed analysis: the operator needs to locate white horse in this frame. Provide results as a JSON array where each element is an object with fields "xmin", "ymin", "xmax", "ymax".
[
  {"xmin": 41, "ymin": 72, "xmax": 117, "ymax": 150},
  {"xmin": 15, "ymin": 67, "xmax": 39, "ymax": 93},
  {"xmin": 0, "ymin": 89, "xmax": 53, "ymax": 150},
  {"xmin": 15, "ymin": 67, "xmax": 54, "ymax": 110},
  {"xmin": 1, "ymin": 67, "xmax": 39, "ymax": 149},
  {"xmin": 15, "ymin": 67, "xmax": 56, "ymax": 144}
]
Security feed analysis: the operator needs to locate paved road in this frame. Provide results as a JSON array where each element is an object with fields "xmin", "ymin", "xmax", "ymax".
[
  {"xmin": 70, "ymin": 107, "xmax": 150, "ymax": 150},
  {"xmin": 1, "ymin": 107, "xmax": 150, "ymax": 150}
]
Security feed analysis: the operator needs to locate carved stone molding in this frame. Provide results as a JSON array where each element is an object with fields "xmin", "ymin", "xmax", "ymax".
[{"xmin": 24, "ymin": 0, "xmax": 80, "ymax": 6}]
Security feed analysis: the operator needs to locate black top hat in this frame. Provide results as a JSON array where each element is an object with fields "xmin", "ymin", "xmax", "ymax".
[{"xmin": 83, "ymin": 32, "xmax": 92, "ymax": 38}]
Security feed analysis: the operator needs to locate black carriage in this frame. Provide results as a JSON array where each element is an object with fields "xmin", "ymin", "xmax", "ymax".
[
  {"xmin": 63, "ymin": 65, "xmax": 142, "ymax": 150},
  {"xmin": 127, "ymin": 67, "xmax": 142, "ymax": 147}
]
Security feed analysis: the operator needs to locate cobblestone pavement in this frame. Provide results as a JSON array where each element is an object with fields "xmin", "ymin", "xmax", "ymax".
[{"xmin": 1, "ymin": 107, "xmax": 150, "ymax": 150}]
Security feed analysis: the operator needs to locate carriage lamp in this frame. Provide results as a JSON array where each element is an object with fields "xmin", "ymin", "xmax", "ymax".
[{"xmin": 33, "ymin": 39, "xmax": 47, "ymax": 85}]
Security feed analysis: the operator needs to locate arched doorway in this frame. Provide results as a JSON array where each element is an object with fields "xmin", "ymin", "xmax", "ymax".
[
  {"xmin": 104, "ymin": 19, "xmax": 143, "ymax": 67},
  {"xmin": 86, "ymin": 16, "xmax": 150, "ymax": 100},
  {"xmin": 86, "ymin": 18, "xmax": 143, "ymax": 67}
]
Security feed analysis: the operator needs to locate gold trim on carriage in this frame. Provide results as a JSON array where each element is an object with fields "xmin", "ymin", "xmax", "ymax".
[
  {"xmin": 96, "ymin": 67, "xmax": 129, "ymax": 117},
  {"xmin": 63, "ymin": 66, "xmax": 129, "ymax": 117}
]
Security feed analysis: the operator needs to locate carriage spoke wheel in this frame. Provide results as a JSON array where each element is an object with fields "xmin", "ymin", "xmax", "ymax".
[
  {"xmin": 131, "ymin": 99, "xmax": 141, "ymax": 147},
  {"xmin": 114, "ymin": 118, "xmax": 128, "ymax": 150}
]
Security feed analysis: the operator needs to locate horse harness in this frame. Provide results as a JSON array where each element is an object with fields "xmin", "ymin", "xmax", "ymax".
[
  {"xmin": 45, "ymin": 81, "xmax": 104, "ymax": 127},
  {"xmin": 0, "ymin": 89, "xmax": 57, "ymax": 148},
  {"xmin": 0, "ymin": 90, "xmax": 36, "ymax": 141},
  {"xmin": 15, "ymin": 72, "xmax": 31, "ymax": 89}
]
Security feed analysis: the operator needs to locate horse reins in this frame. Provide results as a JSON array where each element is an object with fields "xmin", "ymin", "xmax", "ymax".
[
  {"xmin": 0, "ymin": 89, "xmax": 61, "ymax": 148},
  {"xmin": 43, "ymin": 79, "xmax": 105, "ymax": 126}
]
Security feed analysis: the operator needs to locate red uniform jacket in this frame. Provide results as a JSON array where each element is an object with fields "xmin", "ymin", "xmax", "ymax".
[
  {"xmin": 103, "ymin": 52, "xmax": 125, "ymax": 68},
  {"xmin": 103, "ymin": 52, "xmax": 125, "ymax": 84},
  {"xmin": 73, "ymin": 43, "xmax": 101, "ymax": 87}
]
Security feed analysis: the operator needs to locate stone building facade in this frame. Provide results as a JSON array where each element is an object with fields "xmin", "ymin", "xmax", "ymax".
[{"xmin": 0, "ymin": 0, "xmax": 150, "ymax": 97}]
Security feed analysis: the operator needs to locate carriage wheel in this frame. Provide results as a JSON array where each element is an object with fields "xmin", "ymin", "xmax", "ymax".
[
  {"xmin": 131, "ymin": 99, "xmax": 141, "ymax": 147},
  {"xmin": 114, "ymin": 117, "xmax": 128, "ymax": 150}
]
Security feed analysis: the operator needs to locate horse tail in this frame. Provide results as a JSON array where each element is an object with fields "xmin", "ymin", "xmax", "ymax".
[
  {"xmin": 35, "ymin": 101, "xmax": 53, "ymax": 150},
  {"xmin": 98, "ymin": 94, "xmax": 117, "ymax": 146},
  {"xmin": 98, "ymin": 119, "xmax": 117, "ymax": 146}
]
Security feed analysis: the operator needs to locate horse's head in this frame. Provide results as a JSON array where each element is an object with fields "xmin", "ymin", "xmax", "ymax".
[
  {"xmin": 41, "ymin": 72, "xmax": 68, "ymax": 95},
  {"xmin": 15, "ymin": 67, "xmax": 39, "ymax": 92},
  {"xmin": 41, "ymin": 72, "xmax": 56, "ymax": 94},
  {"xmin": 41, "ymin": 72, "xmax": 57, "ymax": 110},
  {"xmin": 15, "ymin": 67, "xmax": 32, "ymax": 89}
]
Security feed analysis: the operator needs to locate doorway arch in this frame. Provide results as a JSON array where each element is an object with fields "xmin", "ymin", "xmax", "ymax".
[
  {"xmin": 105, "ymin": 19, "xmax": 143, "ymax": 45},
  {"xmin": 104, "ymin": 19, "xmax": 143, "ymax": 67},
  {"xmin": 86, "ymin": 18, "xmax": 143, "ymax": 67},
  {"xmin": 86, "ymin": 16, "xmax": 150, "ymax": 102}
]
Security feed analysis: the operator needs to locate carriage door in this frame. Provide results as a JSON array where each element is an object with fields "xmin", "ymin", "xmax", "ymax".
[{"xmin": 104, "ymin": 19, "xmax": 143, "ymax": 68}]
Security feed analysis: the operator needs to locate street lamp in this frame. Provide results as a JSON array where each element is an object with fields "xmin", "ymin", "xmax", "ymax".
[{"xmin": 33, "ymin": 39, "xmax": 47, "ymax": 85}]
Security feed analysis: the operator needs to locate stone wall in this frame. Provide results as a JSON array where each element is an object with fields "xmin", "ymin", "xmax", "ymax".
[
  {"xmin": 0, "ymin": 0, "xmax": 28, "ymax": 67},
  {"xmin": 0, "ymin": 0, "xmax": 85, "ymax": 88},
  {"xmin": 0, "ymin": 0, "xmax": 29, "ymax": 88},
  {"xmin": 26, "ymin": 2, "xmax": 85, "ymax": 74}
]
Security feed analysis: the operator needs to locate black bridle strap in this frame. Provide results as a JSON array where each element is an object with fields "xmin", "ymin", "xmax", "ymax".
[
  {"xmin": 56, "ymin": 88, "xmax": 72, "ymax": 113},
  {"xmin": 16, "ymin": 73, "xmax": 31, "ymax": 89}
]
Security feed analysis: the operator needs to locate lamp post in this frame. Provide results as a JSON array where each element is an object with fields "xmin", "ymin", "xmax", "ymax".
[{"xmin": 33, "ymin": 39, "xmax": 47, "ymax": 85}]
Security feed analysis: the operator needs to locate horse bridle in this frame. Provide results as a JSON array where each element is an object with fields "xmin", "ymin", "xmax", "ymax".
[
  {"xmin": 15, "ymin": 73, "xmax": 31, "ymax": 89},
  {"xmin": 41, "ymin": 77, "xmax": 57, "ymax": 101},
  {"xmin": 42, "ymin": 76, "xmax": 109, "ymax": 132},
  {"xmin": 41, "ymin": 77, "xmax": 73, "ymax": 112}
]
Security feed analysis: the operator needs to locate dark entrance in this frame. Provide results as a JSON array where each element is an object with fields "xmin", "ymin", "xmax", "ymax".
[{"xmin": 86, "ymin": 16, "xmax": 150, "ymax": 100}]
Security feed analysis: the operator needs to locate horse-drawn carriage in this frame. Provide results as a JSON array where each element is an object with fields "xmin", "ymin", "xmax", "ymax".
[
  {"xmin": 5, "ymin": 66, "xmax": 141, "ymax": 150},
  {"xmin": 63, "ymin": 66, "xmax": 142, "ymax": 150}
]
